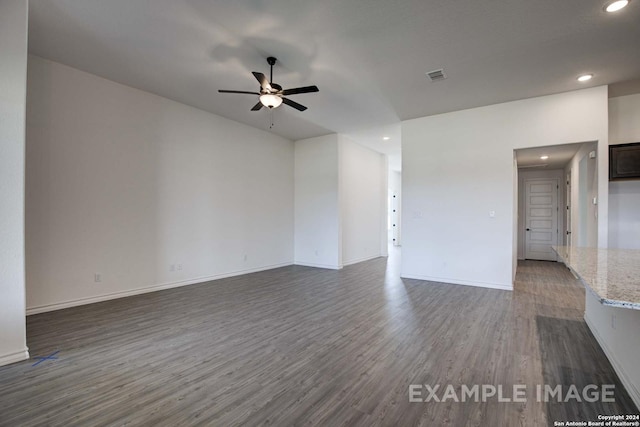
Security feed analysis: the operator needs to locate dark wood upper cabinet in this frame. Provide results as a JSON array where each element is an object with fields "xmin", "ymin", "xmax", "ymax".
[{"xmin": 610, "ymin": 143, "xmax": 640, "ymax": 181}]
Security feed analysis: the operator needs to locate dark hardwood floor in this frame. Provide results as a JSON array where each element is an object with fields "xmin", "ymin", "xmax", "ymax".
[{"xmin": 0, "ymin": 250, "xmax": 636, "ymax": 426}]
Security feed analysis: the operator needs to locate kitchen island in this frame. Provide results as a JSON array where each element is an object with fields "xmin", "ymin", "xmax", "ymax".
[
  {"xmin": 553, "ymin": 245, "xmax": 640, "ymax": 409},
  {"xmin": 553, "ymin": 246, "xmax": 640, "ymax": 310}
]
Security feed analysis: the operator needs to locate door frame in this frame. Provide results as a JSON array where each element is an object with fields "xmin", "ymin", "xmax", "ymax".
[
  {"xmin": 565, "ymin": 171, "xmax": 572, "ymax": 246},
  {"xmin": 524, "ymin": 177, "xmax": 560, "ymax": 261},
  {"xmin": 517, "ymin": 169, "xmax": 565, "ymax": 261}
]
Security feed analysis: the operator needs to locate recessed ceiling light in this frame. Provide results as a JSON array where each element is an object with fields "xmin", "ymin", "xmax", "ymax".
[
  {"xmin": 577, "ymin": 74, "xmax": 593, "ymax": 82},
  {"xmin": 383, "ymin": 136, "xmax": 390, "ymax": 140},
  {"xmin": 604, "ymin": 0, "xmax": 629, "ymax": 12},
  {"xmin": 540, "ymin": 155, "xmax": 549, "ymax": 160}
]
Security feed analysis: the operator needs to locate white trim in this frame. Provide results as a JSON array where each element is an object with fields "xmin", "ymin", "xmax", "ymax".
[
  {"xmin": 26, "ymin": 262, "xmax": 293, "ymax": 315},
  {"xmin": 0, "ymin": 348, "xmax": 29, "ymax": 367},
  {"xmin": 294, "ymin": 261, "xmax": 343, "ymax": 270},
  {"xmin": 585, "ymin": 313, "xmax": 640, "ymax": 410},
  {"xmin": 400, "ymin": 273, "xmax": 513, "ymax": 291},
  {"xmin": 342, "ymin": 254, "xmax": 382, "ymax": 267}
]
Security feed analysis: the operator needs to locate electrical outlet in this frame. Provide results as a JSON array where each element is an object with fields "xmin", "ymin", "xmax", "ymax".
[
  {"xmin": 94, "ymin": 273, "xmax": 102, "ymax": 283},
  {"xmin": 315, "ymin": 249, "xmax": 319, "ymax": 256},
  {"xmin": 170, "ymin": 264, "xmax": 175, "ymax": 272},
  {"xmin": 177, "ymin": 264, "xmax": 182, "ymax": 271},
  {"xmin": 243, "ymin": 254, "xmax": 248, "ymax": 262}
]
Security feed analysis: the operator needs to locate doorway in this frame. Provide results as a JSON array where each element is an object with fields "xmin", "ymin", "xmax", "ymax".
[
  {"xmin": 524, "ymin": 178, "xmax": 559, "ymax": 260},
  {"xmin": 515, "ymin": 141, "xmax": 598, "ymax": 262}
]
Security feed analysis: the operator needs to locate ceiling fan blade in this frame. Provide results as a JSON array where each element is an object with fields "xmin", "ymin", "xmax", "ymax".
[
  {"xmin": 282, "ymin": 97, "xmax": 307, "ymax": 111},
  {"xmin": 251, "ymin": 101, "xmax": 263, "ymax": 111},
  {"xmin": 219, "ymin": 90, "xmax": 260, "ymax": 95},
  {"xmin": 252, "ymin": 72, "xmax": 272, "ymax": 91},
  {"xmin": 282, "ymin": 85, "xmax": 319, "ymax": 96}
]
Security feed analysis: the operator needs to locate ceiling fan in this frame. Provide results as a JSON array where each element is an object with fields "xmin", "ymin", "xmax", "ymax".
[{"xmin": 219, "ymin": 57, "xmax": 319, "ymax": 112}]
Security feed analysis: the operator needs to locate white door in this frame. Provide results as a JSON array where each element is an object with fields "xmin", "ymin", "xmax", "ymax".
[
  {"xmin": 565, "ymin": 172, "xmax": 572, "ymax": 246},
  {"xmin": 391, "ymin": 191, "xmax": 400, "ymax": 246},
  {"xmin": 525, "ymin": 179, "xmax": 559, "ymax": 261}
]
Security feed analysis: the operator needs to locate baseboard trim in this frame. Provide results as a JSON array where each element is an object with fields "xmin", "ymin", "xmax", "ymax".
[
  {"xmin": 585, "ymin": 313, "xmax": 640, "ymax": 411},
  {"xmin": 293, "ymin": 261, "xmax": 343, "ymax": 270},
  {"xmin": 400, "ymin": 273, "xmax": 513, "ymax": 291},
  {"xmin": 0, "ymin": 348, "xmax": 29, "ymax": 367},
  {"xmin": 342, "ymin": 254, "xmax": 382, "ymax": 267},
  {"xmin": 26, "ymin": 262, "xmax": 293, "ymax": 315}
]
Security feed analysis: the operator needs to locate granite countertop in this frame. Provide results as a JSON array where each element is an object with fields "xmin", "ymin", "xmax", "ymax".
[{"xmin": 553, "ymin": 246, "xmax": 640, "ymax": 310}]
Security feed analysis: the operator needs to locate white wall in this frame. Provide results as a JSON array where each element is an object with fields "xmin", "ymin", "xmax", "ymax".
[
  {"xmin": 609, "ymin": 181, "xmax": 640, "ymax": 249},
  {"xmin": 339, "ymin": 136, "xmax": 387, "ymax": 265},
  {"xmin": 294, "ymin": 134, "xmax": 342, "ymax": 269},
  {"xmin": 402, "ymin": 86, "xmax": 608, "ymax": 290},
  {"xmin": 294, "ymin": 134, "xmax": 387, "ymax": 268},
  {"xmin": 25, "ymin": 56, "xmax": 294, "ymax": 313},
  {"xmin": 0, "ymin": 0, "xmax": 29, "ymax": 366},
  {"xmin": 516, "ymin": 168, "xmax": 565, "ymax": 260},
  {"xmin": 565, "ymin": 142, "xmax": 598, "ymax": 247},
  {"xmin": 608, "ymin": 93, "xmax": 640, "ymax": 250}
]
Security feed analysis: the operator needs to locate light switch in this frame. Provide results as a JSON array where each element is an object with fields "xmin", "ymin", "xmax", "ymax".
[{"xmin": 489, "ymin": 210, "xmax": 496, "ymax": 218}]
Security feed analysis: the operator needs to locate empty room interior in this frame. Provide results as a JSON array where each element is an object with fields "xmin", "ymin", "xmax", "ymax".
[{"xmin": 2, "ymin": 0, "xmax": 640, "ymax": 425}]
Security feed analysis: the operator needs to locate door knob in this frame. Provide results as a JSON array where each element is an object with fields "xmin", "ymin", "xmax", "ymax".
[{"xmin": 526, "ymin": 228, "xmax": 530, "ymax": 231}]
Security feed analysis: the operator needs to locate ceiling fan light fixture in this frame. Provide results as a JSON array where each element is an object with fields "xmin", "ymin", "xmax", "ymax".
[
  {"xmin": 260, "ymin": 94, "xmax": 283, "ymax": 109},
  {"xmin": 220, "ymin": 57, "xmax": 317, "ymax": 113},
  {"xmin": 604, "ymin": 0, "xmax": 629, "ymax": 12}
]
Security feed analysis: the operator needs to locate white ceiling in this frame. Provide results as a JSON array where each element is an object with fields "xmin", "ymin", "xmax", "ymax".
[{"xmin": 28, "ymin": 0, "xmax": 640, "ymax": 172}]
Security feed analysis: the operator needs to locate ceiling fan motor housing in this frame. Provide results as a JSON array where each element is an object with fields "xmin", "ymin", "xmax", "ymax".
[{"xmin": 265, "ymin": 83, "xmax": 282, "ymax": 93}]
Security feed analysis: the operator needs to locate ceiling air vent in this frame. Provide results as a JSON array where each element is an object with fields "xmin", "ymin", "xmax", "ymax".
[{"xmin": 426, "ymin": 69, "xmax": 446, "ymax": 82}]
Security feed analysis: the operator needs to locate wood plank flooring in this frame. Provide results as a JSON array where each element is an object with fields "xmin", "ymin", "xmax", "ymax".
[{"xmin": 1, "ymin": 252, "xmax": 637, "ymax": 426}]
